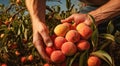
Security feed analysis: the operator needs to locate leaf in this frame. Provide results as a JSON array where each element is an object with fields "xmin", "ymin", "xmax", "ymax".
[
  {"xmin": 91, "ymin": 50, "xmax": 114, "ymax": 66},
  {"xmin": 91, "ymin": 29, "xmax": 99, "ymax": 48},
  {"xmin": 79, "ymin": 50, "xmax": 88, "ymax": 66},
  {"xmin": 107, "ymin": 21, "xmax": 114, "ymax": 34},
  {"xmin": 66, "ymin": 0, "xmax": 71, "ymax": 10},
  {"xmin": 100, "ymin": 34, "xmax": 115, "ymax": 41},
  {"xmin": 68, "ymin": 52, "xmax": 80, "ymax": 66}
]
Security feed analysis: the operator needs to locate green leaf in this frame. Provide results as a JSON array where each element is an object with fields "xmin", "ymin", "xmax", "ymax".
[
  {"xmin": 79, "ymin": 51, "xmax": 88, "ymax": 66},
  {"xmin": 91, "ymin": 50, "xmax": 114, "ymax": 66},
  {"xmin": 68, "ymin": 52, "xmax": 80, "ymax": 66},
  {"xmin": 107, "ymin": 21, "xmax": 114, "ymax": 34},
  {"xmin": 91, "ymin": 29, "xmax": 99, "ymax": 48},
  {"xmin": 100, "ymin": 34, "xmax": 115, "ymax": 41}
]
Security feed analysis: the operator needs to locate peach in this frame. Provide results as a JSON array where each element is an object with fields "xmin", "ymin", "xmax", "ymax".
[
  {"xmin": 28, "ymin": 54, "xmax": 33, "ymax": 61},
  {"xmin": 87, "ymin": 56, "xmax": 101, "ymax": 66},
  {"xmin": 21, "ymin": 56, "xmax": 27, "ymax": 63},
  {"xmin": 62, "ymin": 23, "xmax": 72, "ymax": 29},
  {"xmin": 76, "ymin": 23, "xmax": 93, "ymax": 39},
  {"xmin": 1, "ymin": 64, "xmax": 7, "ymax": 66},
  {"xmin": 15, "ymin": 50, "xmax": 20, "ymax": 56},
  {"xmin": 54, "ymin": 36, "xmax": 67, "ymax": 49},
  {"xmin": 77, "ymin": 40, "xmax": 90, "ymax": 51},
  {"xmin": 50, "ymin": 50, "xmax": 66, "ymax": 63},
  {"xmin": 54, "ymin": 24, "xmax": 69, "ymax": 37},
  {"xmin": 61, "ymin": 42, "xmax": 77, "ymax": 56},
  {"xmin": 65, "ymin": 30, "xmax": 80, "ymax": 43},
  {"xmin": 44, "ymin": 63, "xmax": 50, "ymax": 66},
  {"xmin": 45, "ymin": 47, "xmax": 55, "ymax": 56}
]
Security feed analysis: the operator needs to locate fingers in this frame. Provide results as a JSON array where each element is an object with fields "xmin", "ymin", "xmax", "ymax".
[
  {"xmin": 38, "ymin": 23, "xmax": 53, "ymax": 47},
  {"xmin": 61, "ymin": 15, "xmax": 74, "ymax": 23},
  {"xmin": 33, "ymin": 37, "xmax": 51, "ymax": 62}
]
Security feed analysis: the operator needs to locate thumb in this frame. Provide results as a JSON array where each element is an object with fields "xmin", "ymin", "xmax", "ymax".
[{"xmin": 61, "ymin": 15, "xmax": 74, "ymax": 23}]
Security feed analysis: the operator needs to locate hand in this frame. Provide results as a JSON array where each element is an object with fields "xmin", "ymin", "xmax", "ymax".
[
  {"xmin": 61, "ymin": 13, "xmax": 92, "ymax": 26},
  {"xmin": 32, "ymin": 19, "xmax": 53, "ymax": 62}
]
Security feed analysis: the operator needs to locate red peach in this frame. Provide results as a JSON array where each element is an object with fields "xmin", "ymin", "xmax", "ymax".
[
  {"xmin": 76, "ymin": 23, "xmax": 93, "ymax": 39},
  {"xmin": 21, "ymin": 56, "xmax": 27, "ymax": 63},
  {"xmin": 77, "ymin": 40, "xmax": 90, "ymax": 51},
  {"xmin": 45, "ymin": 47, "xmax": 55, "ymax": 56},
  {"xmin": 54, "ymin": 36, "xmax": 67, "ymax": 49},
  {"xmin": 50, "ymin": 50, "xmax": 66, "ymax": 63},
  {"xmin": 1, "ymin": 64, "xmax": 7, "ymax": 66},
  {"xmin": 65, "ymin": 30, "xmax": 80, "ymax": 43},
  {"xmin": 87, "ymin": 56, "xmax": 101, "ymax": 66},
  {"xmin": 61, "ymin": 42, "xmax": 77, "ymax": 56},
  {"xmin": 44, "ymin": 63, "xmax": 50, "ymax": 66},
  {"xmin": 54, "ymin": 24, "xmax": 70, "ymax": 37}
]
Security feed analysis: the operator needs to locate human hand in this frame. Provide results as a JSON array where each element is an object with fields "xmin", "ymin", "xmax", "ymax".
[
  {"xmin": 32, "ymin": 19, "xmax": 53, "ymax": 62},
  {"xmin": 61, "ymin": 13, "xmax": 92, "ymax": 26}
]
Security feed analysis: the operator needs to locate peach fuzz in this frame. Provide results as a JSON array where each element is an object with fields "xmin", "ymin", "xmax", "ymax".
[
  {"xmin": 50, "ymin": 50, "xmax": 66, "ymax": 63},
  {"xmin": 87, "ymin": 56, "xmax": 101, "ymax": 66},
  {"xmin": 61, "ymin": 42, "xmax": 77, "ymax": 56},
  {"xmin": 54, "ymin": 36, "xmax": 67, "ymax": 49},
  {"xmin": 54, "ymin": 24, "xmax": 70, "ymax": 37},
  {"xmin": 45, "ymin": 47, "xmax": 55, "ymax": 56},
  {"xmin": 77, "ymin": 40, "xmax": 90, "ymax": 51},
  {"xmin": 76, "ymin": 23, "xmax": 93, "ymax": 39},
  {"xmin": 65, "ymin": 30, "xmax": 80, "ymax": 43}
]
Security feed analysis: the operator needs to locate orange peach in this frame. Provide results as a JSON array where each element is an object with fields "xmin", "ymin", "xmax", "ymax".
[
  {"xmin": 54, "ymin": 24, "xmax": 70, "ymax": 37},
  {"xmin": 77, "ymin": 40, "xmax": 90, "ymax": 51},
  {"xmin": 62, "ymin": 23, "xmax": 72, "ymax": 29},
  {"xmin": 54, "ymin": 36, "xmax": 67, "ymax": 49},
  {"xmin": 87, "ymin": 56, "xmax": 101, "ymax": 66},
  {"xmin": 76, "ymin": 23, "xmax": 93, "ymax": 39},
  {"xmin": 50, "ymin": 50, "xmax": 66, "ymax": 63},
  {"xmin": 61, "ymin": 42, "xmax": 77, "ymax": 56},
  {"xmin": 15, "ymin": 50, "xmax": 20, "ymax": 56},
  {"xmin": 65, "ymin": 30, "xmax": 80, "ymax": 43},
  {"xmin": 28, "ymin": 54, "xmax": 33, "ymax": 61},
  {"xmin": 45, "ymin": 47, "xmax": 55, "ymax": 56}
]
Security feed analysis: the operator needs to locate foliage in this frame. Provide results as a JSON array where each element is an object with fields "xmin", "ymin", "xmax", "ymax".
[{"xmin": 0, "ymin": 0, "xmax": 120, "ymax": 66}]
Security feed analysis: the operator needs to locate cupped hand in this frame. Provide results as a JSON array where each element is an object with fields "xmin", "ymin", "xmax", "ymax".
[
  {"xmin": 32, "ymin": 19, "xmax": 53, "ymax": 62},
  {"xmin": 61, "ymin": 13, "xmax": 92, "ymax": 26}
]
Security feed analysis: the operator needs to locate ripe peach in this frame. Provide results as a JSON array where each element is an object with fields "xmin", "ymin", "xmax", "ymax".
[
  {"xmin": 45, "ymin": 47, "xmax": 55, "ymax": 56},
  {"xmin": 76, "ymin": 23, "xmax": 93, "ymax": 39},
  {"xmin": 65, "ymin": 30, "xmax": 80, "ymax": 43},
  {"xmin": 50, "ymin": 50, "xmax": 66, "ymax": 63},
  {"xmin": 54, "ymin": 36, "xmax": 67, "ymax": 49},
  {"xmin": 77, "ymin": 40, "xmax": 90, "ymax": 51},
  {"xmin": 62, "ymin": 23, "xmax": 72, "ymax": 29},
  {"xmin": 21, "ymin": 56, "xmax": 27, "ymax": 63},
  {"xmin": 28, "ymin": 54, "xmax": 33, "ymax": 61},
  {"xmin": 44, "ymin": 63, "xmax": 50, "ymax": 66},
  {"xmin": 61, "ymin": 42, "xmax": 77, "ymax": 56},
  {"xmin": 15, "ymin": 50, "xmax": 20, "ymax": 56},
  {"xmin": 87, "ymin": 56, "xmax": 101, "ymax": 66},
  {"xmin": 54, "ymin": 24, "xmax": 70, "ymax": 37},
  {"xmin": 1, "ymin": 64, "xmax": 7, "ymax": 66}
]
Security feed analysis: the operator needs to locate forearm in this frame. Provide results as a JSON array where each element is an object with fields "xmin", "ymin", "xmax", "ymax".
[
  {"xmin": 89, "ymin": 0, "xmax": 120, "ymax": 25},
  {"xmin": 25, "ymin": 0, "xmax": 46, "ymax": 23}
]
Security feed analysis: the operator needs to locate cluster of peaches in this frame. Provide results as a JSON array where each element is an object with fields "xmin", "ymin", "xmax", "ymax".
[{"xmin": 45, "ymin": 22, "xmax": 101, "ymax": 66}]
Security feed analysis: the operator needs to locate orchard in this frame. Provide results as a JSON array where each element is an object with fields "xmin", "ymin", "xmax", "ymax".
[{"xmin": 0, "ymin": 0, "xmax": 120, "ymax": 66}]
